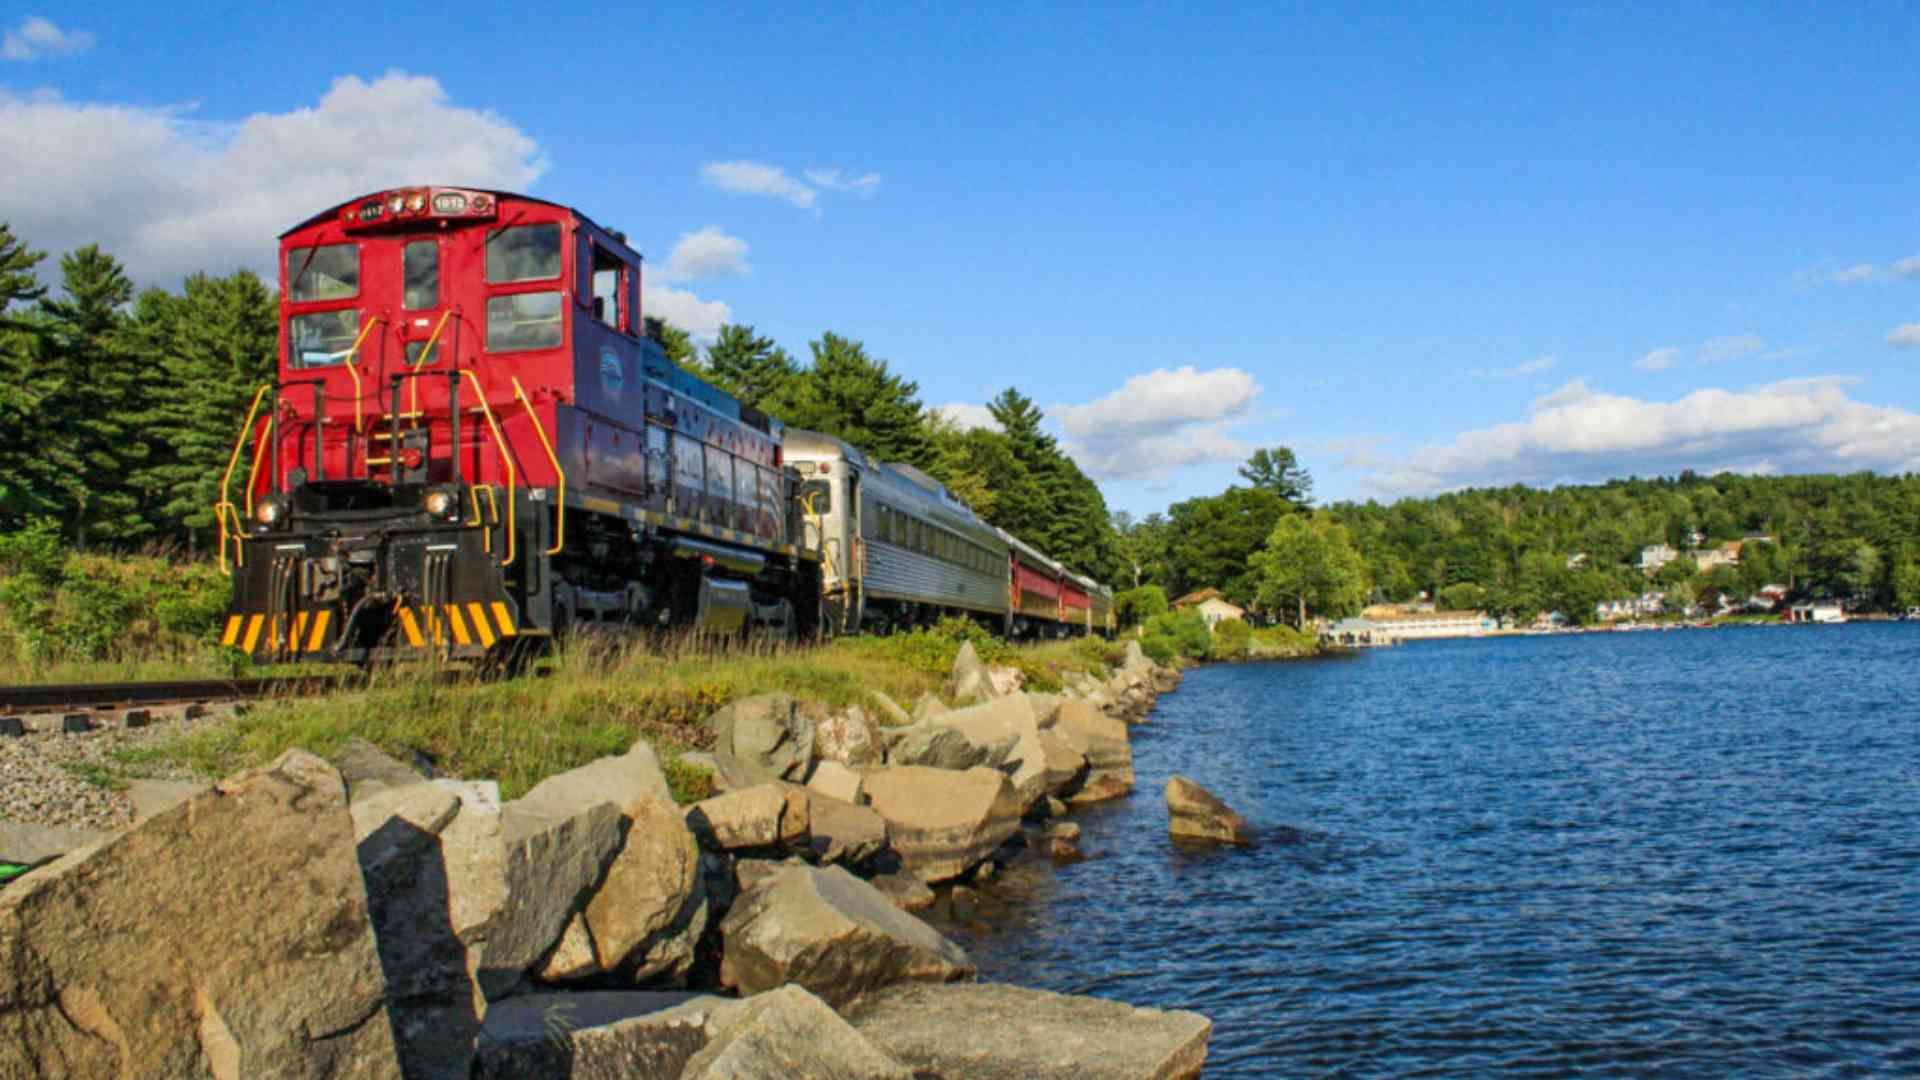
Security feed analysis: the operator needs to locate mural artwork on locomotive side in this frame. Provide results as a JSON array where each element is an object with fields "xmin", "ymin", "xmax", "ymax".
[{"xmin": 216, "ymin": 188, "xmax": 1113, "ymax": 663}]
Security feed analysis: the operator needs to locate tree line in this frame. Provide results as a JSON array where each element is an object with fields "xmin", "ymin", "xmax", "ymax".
[
  {"xmin": 0, "ymin": 222, "xmax": 1124, "ymax": 585},
  {"xmin": 1116, "ymin": 463, "xmax": 1920, "ymax": 626}
]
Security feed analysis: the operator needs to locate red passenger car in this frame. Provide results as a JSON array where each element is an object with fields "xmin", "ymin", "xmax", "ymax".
[{"xmin": 217, "ymin": 188, "xmax": 819, "ymax": 663}]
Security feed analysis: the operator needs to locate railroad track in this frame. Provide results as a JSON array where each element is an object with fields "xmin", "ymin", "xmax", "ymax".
[{"xmin": 0, "ymin": 675, "xmax": 357, "ymax": 717}]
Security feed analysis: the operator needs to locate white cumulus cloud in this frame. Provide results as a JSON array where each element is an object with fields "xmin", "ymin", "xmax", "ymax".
[
  {"xmin": 2, "ymin": 16, "xmax": 93, "ymax": 60},
  {"xmin": 662, "ymin": 226, "xmax": 749, "ymax": 282},
  {"xmin": 701, "ymin": 161, "xmax": 816, "ymax": 209},
  {"xmin": 642, "ymin": 284, "xmax": 731, "ymax": 339},
  {"xmin": 1635, "ymin": 346, "xmax": 1683, "ymax": 372},
  {"xmin": 1886, "ymin": 324, "xmax": 1920, "ymax": 348},
  {"xmin": 1049, "ymin": 365, "xmax": 1263, "ymax": 480},
  {"xmin": 0, "ymin": 73, "xmax": 545, "ymax": 283},
  {"xmin": 1362, "ymin": 376, "xmax": 1920, "ymax": 496},
  {"xmin": 931, "ymin": 403, "xmax": 1000, "ymax": 432}
]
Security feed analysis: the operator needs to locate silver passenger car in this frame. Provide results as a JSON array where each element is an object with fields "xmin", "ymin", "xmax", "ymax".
[{"xmin": 785, "ymin": 428, "xmax": 1011, "ymax": 633}]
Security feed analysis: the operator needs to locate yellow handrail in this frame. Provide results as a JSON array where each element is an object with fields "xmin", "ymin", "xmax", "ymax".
[
  {"xmin": 511, "ymin": 375, "xmax": 565, "ymax": 555},
  {"xmin": 410, "ymin": 310, "xmax": 453, "ymax": 416},
  {"xmin": 459, "ymin": 371, "xmax": 516, "ymax": 569},
  {"xmin": 337, "ymin": 316, "xmax": 384, "ymax": 432},
  {"xmin": 467, "ymin": 483, "xmax": 500, "ymax": 554},
  {"xmin": 214, "ymin": 385, "xmax": 271, "ymax": 575}
]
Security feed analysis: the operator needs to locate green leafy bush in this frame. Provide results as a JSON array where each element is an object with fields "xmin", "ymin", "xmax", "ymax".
[
  {"xmin": 1208, "ymin": 617, "xmax": 1252, "ymax": 660},
  {"xmin": 1143, "ymin": 609, "xmax": 1211, "ymax": 659},
  {"xmin": 1138, "ymin": 634, "xmax": 1178, "ymax": 666}
]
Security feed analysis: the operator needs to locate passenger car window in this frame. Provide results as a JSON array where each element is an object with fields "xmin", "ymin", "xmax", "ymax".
[{"xmin": 486, "ymin": 223, "xmax": 562, "ymax": 283}]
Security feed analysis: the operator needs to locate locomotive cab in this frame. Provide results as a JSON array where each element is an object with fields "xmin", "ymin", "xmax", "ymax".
[{"xmin": 218, "ymin": 188, "xmax": 818, "ymax": 665}]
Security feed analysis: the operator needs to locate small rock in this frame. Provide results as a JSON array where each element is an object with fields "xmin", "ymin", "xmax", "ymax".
[
  {"xmin": 516, "ymin": 740, "xmax": 673, "ymax": 817},
  {"xmin": 947, "ymin": 640, "xmax": 995, "ymax": 703},
  {"xmin": 1044, "ymin": 796, "xmax": 1069, "ymax": 818},
  {"xmin": 884, "ymin": 722, "xmax": 1000, "ymax": 771},
  {"xmin": 474, "ymin": 991, "xmax": 739, "ymax": 1080},
  {"xmin": 680, "ymin": 750, "xmax": 766, "ymax": 794},
  {"xmin": 870, "ymin": 871, "xmax": 936, "ymax": 912},
  {"xmin": 806, "ymin": 759, "xmax": 865, "ymax": 804},
  {"xmin": 1165, "ymin": 776, "xmax": 1250, "ymax": 845},
  {"xmin": 680, "ymin": 984, "xmax": 911, "ymax": 1080},
  {"xmin": 808, "ymin": 793, "xmax": 888, "ymax": 866},
  {"xmin": 719, "ymin": 863, "xmax": 975, "ymax": 1007},
  {"xmin": 686, "ymin": 784, "xmax": 800, "ymax": 852},
  {"xmin": 814, "ymin": 705, "xmax": 883, "ymax": 768},
  {"xmin": 706, "ymin": 692, "xmax": 815, "ymax": 782},
  {"xmin": 182, "ymin": 702, "xmax": 209, "ymax": 719}
]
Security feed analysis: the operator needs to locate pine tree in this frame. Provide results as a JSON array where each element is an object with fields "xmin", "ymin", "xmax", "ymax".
[
  {"xmin": 0, "ymin": 224, "xmax": 50, "ymax": 526},
  {"xmin": 764, "ymin": 333, "xmax": 933, "ymax": 467},
  {"xmin": 704, "ymin": 323, "xmax": 795, "ymax": 409},
  {"xmin": 38, "ymin": 246, "xmax": 146, "ymax": 546}
]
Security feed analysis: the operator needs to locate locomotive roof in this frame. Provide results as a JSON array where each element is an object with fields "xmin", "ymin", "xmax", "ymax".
[{"xmin": 279, "ymin": 189, "xmax": 638, "ymax": 263}]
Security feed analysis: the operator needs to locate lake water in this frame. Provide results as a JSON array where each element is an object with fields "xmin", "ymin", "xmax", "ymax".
[{"xmin": 941, "ymin": 623, "xmax": 1920, "ymax": 1076}]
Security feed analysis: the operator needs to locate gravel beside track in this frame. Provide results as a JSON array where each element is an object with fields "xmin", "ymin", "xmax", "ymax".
[{"xmin": 0, "ymin": 705, "xmax": 237, "ymax": 831}]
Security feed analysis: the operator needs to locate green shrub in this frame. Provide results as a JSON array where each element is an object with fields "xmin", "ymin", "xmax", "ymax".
[
  {"xmin": 1138, "ymin": 634, "xmax": 1178, "ymax": 666},
  {"xmin": 1208, "ymin": 617, "xmax": 1252, "ymax": 660},
  {"xmin": 1115, "ymin": 585, "xmax": 1168, "ymax": 628},
  {"xmin": 1144, "ymin": 609, "xmax": 1211, "ymax": 659}
]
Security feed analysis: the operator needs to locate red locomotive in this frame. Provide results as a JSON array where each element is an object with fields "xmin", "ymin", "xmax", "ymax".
[{"xmin": 216, "ymin": 188, "xmax": 1109, "ymax": 664}]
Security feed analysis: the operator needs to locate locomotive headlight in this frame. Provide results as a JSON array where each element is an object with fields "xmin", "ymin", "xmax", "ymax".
[
  {"xmin": 254, "ymin": 496, "xmax": 289, "ymax": 528},
  {"xmin": 387, "ymin": 195, "xmax": 406, "ymax": 215},
  {"xmin": 406, "ymin": 193, "xmax": 426, "ymax": 213},
  {"xmin": 424, "ymin": 487, "xmax": 460, "ymax": 519}
]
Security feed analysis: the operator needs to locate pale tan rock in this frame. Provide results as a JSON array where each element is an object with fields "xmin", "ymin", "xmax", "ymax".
[
  {"xmin": 867, "ymin": 689, "xmax": 912, "ymax": 726},
  {"xmin": 862, "ymin": 766, "xmax": 1023, "ymax": 883},
  {"xmin": 814, "ymin": 705, "xmax": 883, "ymax": 768},
  {"xmin": 0, "ymin": 820, "xmax": 106, "ymax": 865},
  {"xmin": 0, "ymin": 749, "xmax": 402, "ymax": 1077},
  {"xmin": 126, "ymin": 778, "xmax": 207, "ymax": 823},
  {"xmin": 718, "ymin": 864, "xmax": 974, "ymax": 1007},
  {"xmin": 1056, "ymin": 700, "xmax": 1135, "ymax": 803},
  {"xmin": 847, "ymin": 982, "xmax": 1211, "ymax": 1079},
  {"xmin": 475, "ymin": 991, "xmax": 740, "ymax": 1079},
  {"xmin": 687, "ymin": 784, "xmax": 795, "ymax": 851},
  {"xmin": 807, "ymin": 759, "xmax": 865, "ymax": 804},
  {"xmin": 538, "ymin": 912, "xmax": 603, "ymax": 981},
  {"xmin": 870, "ymin": 871, "xmax": 936, "ymax": 912},
  {"xmin": 1165, "ymin": 776, "xmax": 1250, "ymax": 845},
  {"xmin": 516, "ymin": 740, "xmax": 672, "ymax": 816},
  {"xmin": 933, "ymin": 694, "xmax": 1048, "ymax": 811},
  {"xmin": 584, "ymin": 796, "xmax": 706, "ymax": 978},
  {"xmin": 681, "ymin": 984, "xmax": 911, "ymax": 1079},
  {"xmin": 910, "ymin": 692, "xmax": 948, "ymax": 723},
  {"xmin": 947, "ymin": 640, "xmax": 995, "ymax": 703},
  {"xmin": 1036, "ymin": 728, "xmax": 1089, "ymax": 796},
  {"xmin": 807, "ymin": 793, "xmax": 888, "ymax": 866},
  {"xmin": 481, "ymin": 794, "xmax": 624, "ymax": 997}
]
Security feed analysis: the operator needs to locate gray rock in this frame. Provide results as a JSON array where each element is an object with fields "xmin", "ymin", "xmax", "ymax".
[
  {"xmin": 735, "ymin": 856, "xmax": 805, "ymax": 895},
  {"xmin": 933, "ymin": 694, "xmax": 1048, "ymax": 811},
  {"xmin": 1055, "ymin": 701, "xmax": 1135, "ymax": 804},
  {"xmin": 706, "ymin": 692, "xmax": 815, "ymax": 782},
  {"xmin": 1165, "ymin": 775, "xmax": 1250, "ymax": 845},
  {"xmin": 807, "ymin": 793, "xmax": 888, "ymax": 866},
  {"xmin": 862, "ymin": 766, "xmax": 1023, "ymax": 883},
  {"xmin": 481, "ymin": 794, "xmax": 624, "ymax": 998},
  {"xmin": 474, "ymin": 991, "xmax": 740, "ymax": 1080},
  {"xmin": 687, "ymin": 784, "xmax": 806, "ymax": 852},
  {"xmin": 947, "ymin": 640, "xmax": 995, "ymax": 703},
  {"xmin": 719, "ymin": 863, "xmax": 974, "ymax": 1008},
  {"xmin": 870, "ymin": 871, "xmax": 936, "ymax": 912},
  {"xmin": 1027, "ymin": 692, "xmax": 1065, "ymax": 728},
  {"xmin": 0, "ymin": 750, "xmax": 403, "ymax": 1077},
  {"xmin": 846, "ymin": 982, "xmax": 1212, "ymax": 1079},
  {"xmin": 1036, "ymin": 728, "xmax": 1089, "ymax": 798},
  {"xmin": 681, "ymin": 750, "xmax": 768, "ymax": 793},
  {"xmin": 516, "ymin": 740, "xmax": 672, "ymax": 817},
  {"xmin": 0, "ymin": 820, "xmax": 108, "ymax": 865},
  {"xmin": 331, "ymin": 736, "xmax": 428, "ymax": 802},
  {"xmin": 884, "ymin": 721, "xmax": 1002, "ymax": 771},
  {"xmin": 681, "ymin": 984, "xmax": 910, "ymax": 1079},
  {"xmin": 814, "ymin": 705, "xmax": 884, "ymax": 768},
  {"xmin": 806, "ymin": 759, "xmax": 865, "ymax": 804}
]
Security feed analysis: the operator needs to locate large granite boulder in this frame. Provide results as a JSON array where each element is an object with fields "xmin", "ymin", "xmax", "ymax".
[
  {"xmin": 933, "ymin": 694, "xmax": 1048, "ymax": 811},
  {"xmin": 515, "ymin": 740, "xmax": 673, "ymax": 814},
  {"xmin": 883, "ymin": 721, "xmax": 1003, "ymax": 771},
  {"xmin": 481, "ymin": 790, "xmax": 625, "ymax": 997},
  {"xmin": 814, "ymin": 704, "xmax": 883, "ymax": 768},
  {"xmin": 1165, "ymin": 776, "xmax": 1250, "ymax": 845},
  {"xmin": 1055, "ymin": 701, "xmax": 1135, "ymax": 804},
  {"xmin": 706, "ymin": 692, "xmax": 815, "ymax": 782},
  {"xmin": 806, "ymin": 758, "xmax": 865, "ymax": 804},
  {"xmin": 718, "ymin": 863, "xmax": 974, "ymax": 1007},
  {"xmin": 0, "ymin": 820, "xmax": 107, "ymax": 866},
  {"xmin": 806, "ymin": 793, "xmax": 888, "ymax": 866},
  {"xmin": 583, "ymin": 796, "xmax": 708, "ymax": 981},
  {"xmin": 862, "ymin": 766, "xmax": 1023, "ymax": 883},
  {"xmin": 846, "ymin": 982, "xmax": 1212, "ymax": 1079},
  {"xmin": 1036, "ymin": 728, "xmax": 1089, "ymax": 797},
  {"xmin": 0, "ymin": 749, "xmax": 403, "ymax": 1077},
  {"xmin": 474, "ymin": 991, "xmax": 739, "ymax": 1080},
  {"xmin": 686, "ymin": 783, "xmax": 807, "ymax": 852},
  {"xmin": 331, "ymin": 736, "xmax": 429, "ymax": 802},
  {"xmin": 682, "ymin": 984, "xmax": 910, "ymax": 1079},
  {"xmin": 947, "ymin": 640, "xmax": 995, "ymax": 703}
]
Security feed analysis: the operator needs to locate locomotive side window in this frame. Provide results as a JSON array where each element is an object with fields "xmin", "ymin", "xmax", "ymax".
[
  {"xmin": 403, "ymin": 241, "xmax": 439, "ymax": 310},
  {"xmin": 287, "ymin": 244, "xmax": 358, "ymax": 301},
  {"xmin": 485, "ymin": 292, "xmax": 562, "ymax": 352},
  {"xmin": 289, "ymin": 309, "xmax": 360, "ymax": 367},
  {"xmin": 590, "ymin": 244, "xmax": 626, "ymax": 331},
  {"xmin": 485, "ymin": 223, "xmax": 562, "ymax": 283}
]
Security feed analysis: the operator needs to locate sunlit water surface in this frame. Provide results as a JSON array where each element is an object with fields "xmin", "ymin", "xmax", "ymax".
[{"xmin": 933, "ymin": 624, "xmax": 1920, "ymax": 1077}]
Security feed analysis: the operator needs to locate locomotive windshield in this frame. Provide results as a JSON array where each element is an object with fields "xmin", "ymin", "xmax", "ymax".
[
  {"xmin": 287, "ymin": 244, "xmax": 358, "ymax": 301},
  {"xmin": 402, "ymin": 241, "xmax": 439, "ymax": 309},
  {"xmin": 486, "ymin": 223, "xmax": 561, "ymax": 282}
]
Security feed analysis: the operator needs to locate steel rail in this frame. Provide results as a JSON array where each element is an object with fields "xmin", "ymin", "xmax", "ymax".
[{"xmin": 0, "ymin": 675, "xmax": 355, "ymax": 715}]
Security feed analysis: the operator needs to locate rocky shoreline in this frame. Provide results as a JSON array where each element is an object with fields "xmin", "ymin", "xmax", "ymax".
[{"xmin": 0, "ymin": 641, "xmax": 1212, "ymax": 1078}]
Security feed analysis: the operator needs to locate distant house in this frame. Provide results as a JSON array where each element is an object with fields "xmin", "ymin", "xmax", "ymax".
[
  {"xmin": 1171, "ymin": 588, "xmax": 1246, "ymax": 627},
  {"xmin": 1639, "ymin": 544, "xmax": 1678, "ymax": 573},
  {"xmin": 1788, "ymin": 601, "xmax": 1846, "ymax": 624},
  {"xmin": 1368, "ymin": 609, "xmax": 1494, "ymax": 639},
  {"xmin": 1596, "ymin": 591, "xmax": 1666, "ymax": 621},
  {"xmin": 1691, "ymin": 541, "xmax": 1742, "ymax": 571},
  {"xmin": 1322, "ymin": 617, "xmax": 1391, "ymax": 647},
  {"xmin": 1565, "ymin": 552, "xmax": 1589, "ymax": 569}
]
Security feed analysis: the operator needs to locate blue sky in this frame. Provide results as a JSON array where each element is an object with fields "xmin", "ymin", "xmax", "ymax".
[{"xmin": 5, "ymin": 4, "xmax": 1920, "ymax": 514}]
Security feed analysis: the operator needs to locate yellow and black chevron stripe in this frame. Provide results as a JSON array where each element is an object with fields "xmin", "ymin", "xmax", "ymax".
[
  {"xmin": 393, "ymin": 601, "xmax": 519, "ymax": 648},
  {"xmin": 221, "ymin": 610, "xmax": 333, "ymax": 655}
]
